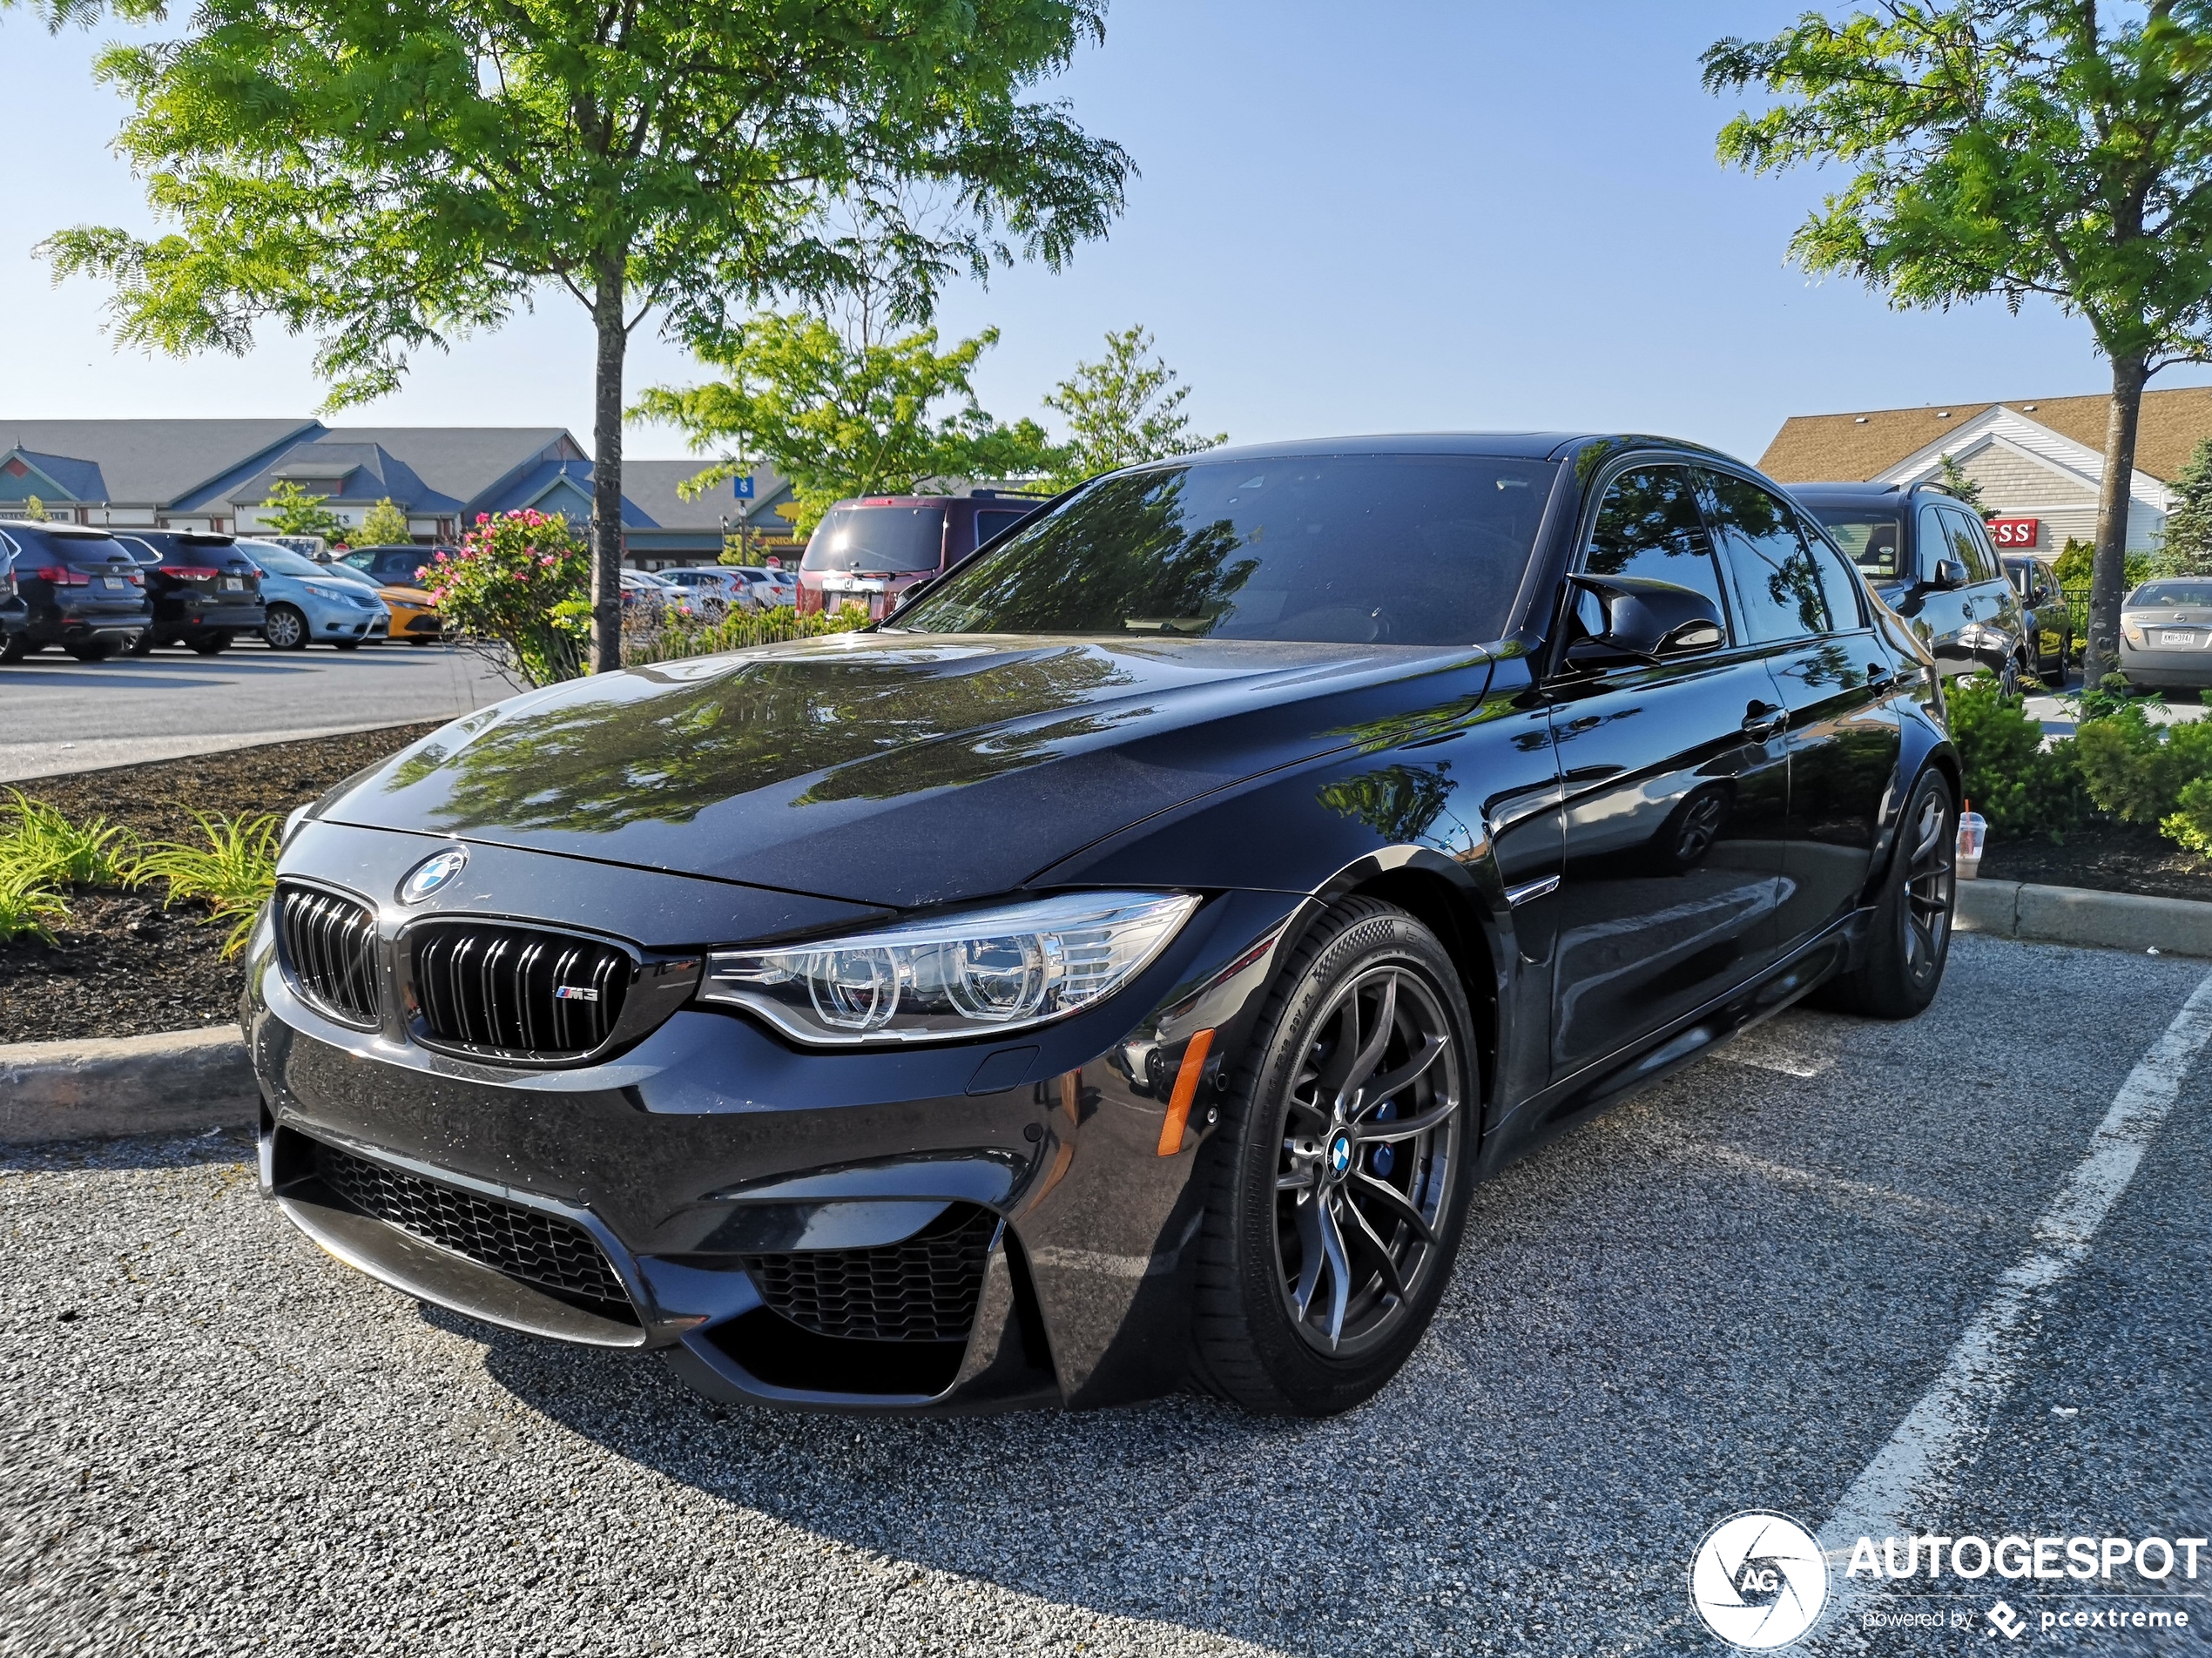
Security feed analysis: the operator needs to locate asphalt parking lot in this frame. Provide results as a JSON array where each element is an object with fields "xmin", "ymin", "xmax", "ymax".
[
  {"xmin": 2, "ymin": 933, "xmax": 2206, "ymax": 1657},
  {"xmin": 0, "ymin": 644, "xmax": 509, "ymax": 783}
]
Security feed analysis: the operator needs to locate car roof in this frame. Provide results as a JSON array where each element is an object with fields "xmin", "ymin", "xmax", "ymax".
[{"xmin": 1788, "ymin": 482, "xmax": 1963, "ymax": 502}]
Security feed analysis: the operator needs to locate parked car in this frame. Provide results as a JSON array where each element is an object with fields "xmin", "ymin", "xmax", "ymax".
[
  {"xmin": 620, "ymin": 568, "xmax": 694, "ymax": 620},
  {"xmin": 236, "ymin": 538, "xmax": 390, "ymax": 650},
  {"xmin": 337, "ymin": 545, "xmax": 446, "ymax": 644},
  {"xmin": 0, "ymin": 538, "xmax": 27, "ymax": 654},
  {"xmin": 2119, "ymin": 577, "xmax": 2212, "ymax": 691},
  {"xmin": 2002, "ymin": 554, "xmax": 2074, "ymax": 685},
  {"xmin": 111, "ymin": 529, "xmax": 266, "ymax": 655},
  {"xmin": 0, "ymin": 522, "xmax": 152, "ymax": 661},
  {"xmin": 796, "ymin": 489, "xmax": 1046, "ymax": 618},
  {"xmin": 1790, "ymin": 482, "xmax": 2032, "ymax": 695},
  {"xmin": 255, "ymin": 433, "xmax": 1956, "ymax": 1419},
  {"xmin": 736, "ymin": 564, "xmax": 799, "ymax": 609}
]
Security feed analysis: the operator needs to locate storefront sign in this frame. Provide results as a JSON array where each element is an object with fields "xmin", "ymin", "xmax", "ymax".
[{"xmin": 1988, "ymin": 516, "xmax": 2040, "ymax": 547}]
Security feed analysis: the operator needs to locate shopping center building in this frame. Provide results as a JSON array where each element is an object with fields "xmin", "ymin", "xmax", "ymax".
[{"xmin": 1759, "ymin": 387, "xmax": 2212, "ymax": 557}]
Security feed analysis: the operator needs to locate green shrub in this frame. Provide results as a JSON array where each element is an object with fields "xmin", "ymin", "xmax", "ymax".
[
  {"xmin": 420, "ymin": 509, "xmax": 592, "ymax": 688},
  {"xmin": 0, "ymin": 793, "xmax": 139, "ymax": 887},
  {"xmin": 136, "ymin": 811, "xmax": 278, "ymax": 958},
  {"xmin": 0, "ymin": 873, "xmax": 69, "ymax": 944},
  {"xmin": 1947, "ymin": 674, "xmax": 2087, "ymax": 839},
  {"xmin": 2161, "ymin": 774, "xmax": 2212, "ymax": 855},
  {"xmin": 2070, "ymin": 700, "xmax": 2212, "ymax": 825},
  {"xmin": 2052, "ymin": 538, "xmax": 2150, "ymax": 590},
  {"xmin": 629, "ymin": 600, "xmax": 872, "ymax": 664}
]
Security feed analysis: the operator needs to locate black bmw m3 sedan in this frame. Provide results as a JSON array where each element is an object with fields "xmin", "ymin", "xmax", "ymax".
[{"xmin": 246, "ymin": 433, "xmax": 1958, "ymax": 1417}]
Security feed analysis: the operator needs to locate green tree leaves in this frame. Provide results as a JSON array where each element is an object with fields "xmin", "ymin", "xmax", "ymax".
[
  {"xmin": 356, "ymin": 498, "xmax": 412, "ymax": 547},
  {"xmin": 1042, "ymin": 323, "xmax": 1225, "ymax": 491},
  {"xmin": 255, "ymin": 482, "xmax": 347, "ymax": 542},
  {"xmin": 634, "ymin": 315, "xmax": 1055, "ymax": 536}
]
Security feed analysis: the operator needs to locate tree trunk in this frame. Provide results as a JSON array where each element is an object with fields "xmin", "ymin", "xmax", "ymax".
[
  {"xmin": 2082, "ymin": 354, "xmax": 2149, "ymax": 689},
  {"xmin": 590, "ymin": 261, "xmax": 628, "ymax": 676}
]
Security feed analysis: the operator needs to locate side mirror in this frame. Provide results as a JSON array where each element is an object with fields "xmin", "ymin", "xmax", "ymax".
[
  {"xmin": 1932, "ymin": 558, "xmax": 1969, "ymax": 590},
  {"xmin": 1565, "ymin": 575, "xmax": 1727, "ymax": 666}
]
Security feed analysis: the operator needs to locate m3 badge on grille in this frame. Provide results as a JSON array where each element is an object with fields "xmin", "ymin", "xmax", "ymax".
[
  {"xmin": 397, "ymin": 846, "xmax": 469, "ymax": 905},
  {"xmin": 553, "ymin": 985, "xmax": 601, "ymax": 1001}
]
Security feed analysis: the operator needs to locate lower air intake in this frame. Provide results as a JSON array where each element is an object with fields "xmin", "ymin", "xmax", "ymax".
[
  {"xmin": 742, "ymin": 1205, "xmax": 998, "ymax": 1342},
  {"xmin": 313, "ymin": 1140, "xmax": 633, "ymax": 1318}
]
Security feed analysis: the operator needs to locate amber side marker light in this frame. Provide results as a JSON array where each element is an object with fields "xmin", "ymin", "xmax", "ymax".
[{"xmin": 1155, "ymin": 1028, "xmax": 1217, "ymax": 1157}]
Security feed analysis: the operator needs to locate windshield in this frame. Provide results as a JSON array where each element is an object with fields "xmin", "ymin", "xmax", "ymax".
[
  {"xmin": 2129, "ymin": 582, "xmax": 2212, "ymax": 608},
  {"xmin": 1803, "ymin": 507, "xmax": 1903, "ymax": 580},
  {"xmin": 235, "ymin": 539, "xmax": 325, "ymax": 578},
  {"xmin": 895, "ymin": 455, "xmax": 1555, "ymax": 645},
  {"xmin": 805, "ymin": 504, "xmax": 948, "ymax": 574}
]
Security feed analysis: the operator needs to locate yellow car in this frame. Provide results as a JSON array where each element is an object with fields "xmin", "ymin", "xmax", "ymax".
[{"xmin": 379, "ymin": 583, "xmax": 442, "ymax": 644}]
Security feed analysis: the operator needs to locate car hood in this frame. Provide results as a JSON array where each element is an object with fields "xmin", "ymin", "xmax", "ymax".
[{"xmin": 320, "ymin": 632, "xmax": 1494, "ymax": 908}]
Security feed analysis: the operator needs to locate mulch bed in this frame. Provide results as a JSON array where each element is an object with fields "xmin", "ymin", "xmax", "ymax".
[
  {"xmin": 1979, "ymin": 819, "xmax": 2212, "ymax": 905},
  {"xmin": 0, "ymin": 723, "xmax": 443, "ymax": 1045}
]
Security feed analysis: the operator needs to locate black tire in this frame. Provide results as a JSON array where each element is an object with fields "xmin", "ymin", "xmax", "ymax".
[
  {"xmin": 126, "ymin": 629, "xmax": 154, "ymax": 657},
  {"xmin": 1996, "ymin": 653, "xmax": 2022, "ymax": 700},
  {"xmin": 332, "ymin": 638, "xmax": 361, "ymax": 651},
  {"xmin": 262, "ymin": 603, "xmax": 309, "ymax": 650},
  {"xmin": 66, "ymin": 638, "xmax": 118, "ymax": 663},
  {"xmin": 0, "ymin": 636, "xmax": 29, "ymax": 664},
  {"xmin": 1190, "ymin": 898, "xmax": 1478, "ymax": 1416},
  {"xmin": 188, "ymin": 630, "xmax": 233, "ymax": 656},
  {"xmin": 1818, "ymin": 768, "xmax": 1956, "ymax": 1019}
]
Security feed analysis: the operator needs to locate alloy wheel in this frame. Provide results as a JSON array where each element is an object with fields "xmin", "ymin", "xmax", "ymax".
[
  {"xmin": 265, "ymin": 605, "xmax": 306, "ymax": 649},
  {"xmin": 1903, "ymin": 784, "xmax": 1955, "ymax": 987},
  {"xmin": 1274, "ymin": 964, "xmax": 1463, "ymax": 1357}
]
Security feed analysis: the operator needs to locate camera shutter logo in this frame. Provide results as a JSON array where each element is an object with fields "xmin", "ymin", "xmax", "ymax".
[
  {"xmin": 398, "ymin": 846, "xmax": 469, "ymax": 905},
  {"xmin": 1688, "ymin": 1512, "xmax": 1829, "ymax": 1650}
]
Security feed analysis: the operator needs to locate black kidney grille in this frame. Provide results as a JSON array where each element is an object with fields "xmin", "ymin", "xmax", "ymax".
[
  {"xmin": 743, "ymin": 1206, "xmax": 998, "ymax": 1343},
  {"xmin": 313, "ymin": 1141, "xmax": 632, "ymax": 1316},
  {"xmin": 278, "ymin": 884, "xmax": 381, "ymax": 1025},
  {"xmin": 411, "ymin": 923, "xmax": 629, "ymax": 1056}
]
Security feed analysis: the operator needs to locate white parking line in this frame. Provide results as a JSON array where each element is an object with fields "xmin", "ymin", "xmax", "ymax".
[{"xmin": 1811, "ymin": 967, "xmax": 2212, "ymax": 1643}]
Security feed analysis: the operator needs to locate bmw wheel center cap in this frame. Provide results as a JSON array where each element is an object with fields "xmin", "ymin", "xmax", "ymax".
[
  {"xmin": 1326, "ymin": 1132, "xmax": 1354, "ymax": 1179},
  {"xmin": 398, "ymin": 846, "xmax": 469, "ymax": 905}
]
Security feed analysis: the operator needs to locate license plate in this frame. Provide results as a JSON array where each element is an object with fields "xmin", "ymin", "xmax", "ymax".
[
  {"xmin": 2161, "ymin": 629, "xmax": 2197, "ymax": 647},
  {"xmin": 101, "ymin": 576, "xmax": 125, "ymax": 590},
  {"xmin": 219, "ymin": 577, "xmax": 243, "ymax": 591}
]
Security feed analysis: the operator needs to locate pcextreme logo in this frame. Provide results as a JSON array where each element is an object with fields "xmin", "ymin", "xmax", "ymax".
[{"xmin": 1688, "ymin": 1512, "xmax": 1829, "ymax": 1650}]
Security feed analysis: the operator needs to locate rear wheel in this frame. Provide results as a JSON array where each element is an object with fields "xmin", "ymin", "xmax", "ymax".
[
  {"xmin": 1818, "ymin": 768, "xmax": 1956, "ymax": 1019},
  {"xmin": 0, "ymin": 636, "xmax": 30, "ymax": 663},
  {"xmin": 188, "ymin": 630, "xmax": 233, "ymax": 656},
  {"xmin": 1190, "ymin": 898, "xmax": 1477, "ymax": 1416},
  {"xmin": 262, "ymin": 603, "xmax": 308, "ymax": 650}
]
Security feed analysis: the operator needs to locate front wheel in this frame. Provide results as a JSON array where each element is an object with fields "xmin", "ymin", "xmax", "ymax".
[
  {"xmin": 262, "ymin": 603, "xmax": 308, "ymax": 650},
  {"xmin": 1190, "ymin": 898, "xmax": 1477, "ymax": 1416},
  {"xmin": 1996, "ymin": 653, "xmax": 2022, "ymax": 701},
  {"xmin": 1817, "ymin": 768, "xmax": 1956, "ymax": 1019}
]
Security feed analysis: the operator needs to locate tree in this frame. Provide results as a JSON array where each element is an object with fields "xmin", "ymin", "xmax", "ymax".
[
  {"xmin": 1042, "ymin": 323, "xmax": 1225, "ymax": 490},
  {"xmin": 635, "ymin": 315, "xmax": 1055, "ymax": 536},
  {"xmin": 357, "ymin": 497, "xmax": 412, "ymax": 547},
  {"xmin": 1704, "ymin": 3, "xmax": 2212, "ymax": 688},
  {"xmin": 20, "ymin": 496, "xmax": 49, "ymax": 522},
  {"xmin": 2158, "ymin": 434, "xmax": 2212, "ymax": 573},
  {"xmin": 42, "ymin": 0, "xmax": 1130, "ymax": 674},
  {"xmin": 1937, "ymin": 451, "xmax": 1986, "ymax": 513},
  {"xmin": 256, "ymin": 482, "xmax": 347, "ymax": 542}
]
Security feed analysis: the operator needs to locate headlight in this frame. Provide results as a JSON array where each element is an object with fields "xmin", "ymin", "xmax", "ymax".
[{"xmin": 698, "ymin": 891, "xmax": 1201, "ymax": 1046}]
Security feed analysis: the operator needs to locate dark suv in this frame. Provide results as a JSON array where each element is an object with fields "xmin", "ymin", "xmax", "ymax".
[
  {"xmin": 114, "ymin": 529, "xmax": 266, "ymax": 655},
  {"xmin": 0, "ymin": 522, "xmax": 152, "ymax": 661},
  {"xmin": 1790, "ymin": 483, "xmax": 2039, "ymax": 692},
  {"xmin": 795, "ymin": 490, "xmax": 1047, "ymax": 618}
]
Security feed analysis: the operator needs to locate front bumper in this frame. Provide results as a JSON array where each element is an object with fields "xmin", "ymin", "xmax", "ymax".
[{"xmin": 246, "ymin": 822, "xmax": 1303, "ymax": 1412}]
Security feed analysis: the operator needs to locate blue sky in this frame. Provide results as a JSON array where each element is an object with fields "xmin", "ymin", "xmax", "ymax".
[{"xmin": 3, "ymin": 1, "xmax": 2202, "ymax": 465}]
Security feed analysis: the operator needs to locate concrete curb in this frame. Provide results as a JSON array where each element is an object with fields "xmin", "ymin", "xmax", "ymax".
[
  {"xmin": 1955, "ymin": 878, "xmax": 2212, "ymax": 958},
  {"xmin": 0, "ymin": 1025, "xmax": 257, "ymax": 1146}
]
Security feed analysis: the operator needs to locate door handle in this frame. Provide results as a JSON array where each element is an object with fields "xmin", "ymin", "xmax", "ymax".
[
  {"xmin": 1742, "ymin": 701, "xmax": 1787, "ymax": 740},
  {"xmin": 1865, "ymin": 663, "xmax": 1896, "ymax": 693}
]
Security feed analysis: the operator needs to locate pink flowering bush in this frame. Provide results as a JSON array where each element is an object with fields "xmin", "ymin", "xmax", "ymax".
[{"xmin": 422, "ymin": 509, "xmax": 592, "ymax": 686}]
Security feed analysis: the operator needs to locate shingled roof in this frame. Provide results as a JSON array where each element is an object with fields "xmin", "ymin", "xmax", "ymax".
[{"xmin": 1758, "ymin": 386, "xmax": 2212, "ymax": 484}]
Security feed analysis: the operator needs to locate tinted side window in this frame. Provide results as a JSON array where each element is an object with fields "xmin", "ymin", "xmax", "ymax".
[
  {"xmin": 1581, "ymin": 465, "xmax": 1731, "ymax": 631},
  {"xmin": 1703, "ymin": 471, "xmax": 1831, "ymax": 642},
  {"xmin": 1806, "ymin": 532, "xmax": 1868, "ymax": 629},
  {"xmin": 1915, "ymin": 505, "xmax": 1952, "ymax": 583},
  {"xmin": 975, "ymin": 509, "xmax": 1030, "ymax": 545},
  {"xmin": 1946, "ymin": 509, "xmax": 2000, "ymax": 582}
]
